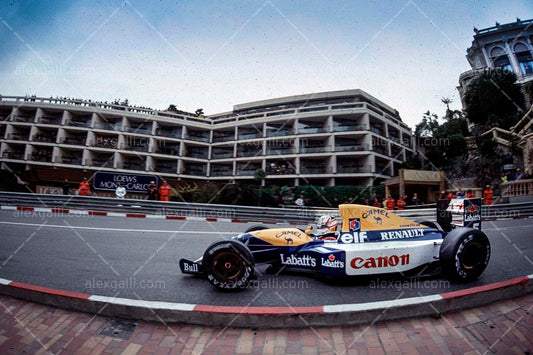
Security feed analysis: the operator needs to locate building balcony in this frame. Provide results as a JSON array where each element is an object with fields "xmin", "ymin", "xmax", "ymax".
[
  {"xmin": 212, "ymin": 135, "xmax": 234, "ymax": 142},
  {"xmin": 298, "ymin": 127, "xmax": 328, "ymax": 134},
  {"xmin": 237, "ymin": 151, "xmax": 262, "ymax": 157},
  {"xmin": 332, "ymin": 125, "xmax": 366, "ymax": 132},
  {"xmin": 211, "ymin": 152, "xmax": 234, "ymax": 159},
  {"xmin": 31, "ymin": 134, "xmax": 56, "ymax": 143},
  {"xmin": 67, "ymin": 120, "xmax": 91, "ymax": 128},
  {"xmin": 186, "ymin": 152, "xmax": 209, "ymax": 159},
  {"xmin": 156, "ymin": 130, "xmax": 182, "ymax": 139},
  {"xmin": 267, "ymin": 130, "xmax": 294, "ymax": 137},
  {"xmin": 12, "ymin": 115, "xmax": 34, "ymax": 123},
  {"xmin": 266, "ymin": 148, "xmax": 294, "ymax": 155},
  {"xmin": 334, "ymin": 145, "xmax": 367, "ymax": 152},
  {"xmin": 300, "ymin": 167, "xmax": 332, "ymax": 174},
  {"xmin": 210, "ymin": 170, "xmax": 233, "ymax": 177},
  {"xmin": 125, "ymin": 126, "xmax": 152, "ymax": 135},
  {"xmin": 336, "ymin": 166, "xmax": 371, "ymax": 173},
  {"xmin": 55, "ymin": 156, "xmax": 82, "ymax": 165},
  {"xmin": 238, "ymin": 132, "xmax": 263, "ymax": 140},
  {"xmin": 2, "ymin": 151, "xmax": 25, "ymax": 160},
  {"xmin": 184, "ymin": 134, "xmax": 209, "ymax": 142},
  {"xmin": 94, "ymin": 123, "xmax": 121, "ymax": 131},
  {"xmin": 61, "ymin": 137, "xmax": 86, "ymax": 146},
  {"xmin": 37, "ymin": 117, "xmax": 62, "ymax": 125},
  {"xmin": 299, "ymin": 146, "xmax": 332, "ymax": 154}
]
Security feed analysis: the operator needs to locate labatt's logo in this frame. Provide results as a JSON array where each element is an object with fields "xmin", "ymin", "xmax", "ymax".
[
  {"xmin": 321, "ymin": 254, "xmax": 344, "ymax": 268},
  {"xmin": 351, "ymin": 254, "xmax": 410, "ymax": 269},
  {"xmin": 280, "ymin": 254, "xmax": 316, "ymax": 267}
]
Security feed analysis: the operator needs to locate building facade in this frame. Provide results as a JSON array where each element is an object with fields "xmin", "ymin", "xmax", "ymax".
[
  {"xmin": 458, "ymin": 18, "xmax": 533, "ymax": 107},
  {"xmin": 0, "ymin": 89, "xmax": 414, "ymax": 188}
]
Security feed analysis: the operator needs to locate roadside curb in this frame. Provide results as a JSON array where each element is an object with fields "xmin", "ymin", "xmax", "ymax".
[
  {"xmin": 1, "ymin": 275, "xmax": 531, "ymax": 328},
  {"xmin": 0, "ymin": 205, "xmax": 299, "ymax": 225}
]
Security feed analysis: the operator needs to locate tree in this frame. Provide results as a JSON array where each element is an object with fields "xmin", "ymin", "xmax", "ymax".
[
  {"xmin": 415, "ymin": 111, "xmax": 439, "ymax": 137},
  {"xmin": 463, "ymin": 69, "xmax": 525, "ymax": 130}
]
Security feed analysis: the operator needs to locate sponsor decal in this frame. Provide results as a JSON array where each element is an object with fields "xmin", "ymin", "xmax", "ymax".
[
  {"xmin": 379, "ymin": 228, "xmax": 426, "ymax": 240},
  {"xmin": 183, "ymin": 262, "xmax": 199, "ymax": 272},
  {"xmin": 321, "ymin": 254, "xmax": 344, "ymax": 268},
  {"xmin": 350, "ymin": 254, "xmax": 410, "ymax": 269},
  {"xmin": 361, "ymin": 209, "xmax": 390, "ymax": 219},
  {"xmin": 340, "ymin": 231, "xmax": 367, "ymax": 243},
  {"xmin": 275, "ymin": 230, "xmax": 302, "ymax": 245},
  {"xmin": 280, "ymin": 254, "xmax": 317, "ymax": 267},
  {"xmin": 349, "ymin": 218, "xmax": 360, "ymax": 232},
  {"xmin": 464, "ymin": 213, "xmax": 481, "ymax": 222}
]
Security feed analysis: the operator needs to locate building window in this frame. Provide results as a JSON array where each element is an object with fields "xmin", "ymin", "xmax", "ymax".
[
  {"xmin": 490, "ymin": 47, "xmax": 512, "ymax": 72},
  {"xmin": 514, "ymin": 43, "xmax": 533, "ymax": 76}
]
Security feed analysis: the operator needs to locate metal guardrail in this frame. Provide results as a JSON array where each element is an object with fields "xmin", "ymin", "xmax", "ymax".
[{"xmin": 0, "ymin": 192, "xmax": 531, "ymax": 224}]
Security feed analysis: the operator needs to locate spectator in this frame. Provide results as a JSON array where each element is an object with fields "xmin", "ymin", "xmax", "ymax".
[
  {"xmin": 456, "ymin": 190, "xmax": 465, "ymax": 199},
  {"xmin": 500, "ymin": 173, "xmax": 508, "ymax": 183},
  {"xmin": 147, "ymin": 180, "xmax": 157, "ymax": 200},
  {"xmin": 402, "ymin": 194, "xmax": 409, "ymax": 206},
  {"xmin": 411, "ymin": 193, "xmax": 421, "ymax": 205},
  {"xmin": 364, "ymin": 198, "xmax": 371, "ymax": 206},
  {"xmin": 78, "ymin": 177, "xmax": 90, "ymax": 196},
  {"xmin": 159, "ymin": 180, "xmax": 171, "ymax": 201},
  {"xmin": 438, "ymin": 190, "xmax": 446, "ymax": 200},
  {"xmin": 483, "ymin": 185, "xmax": 494, "ymax": 205},
  {"xmin": 396, "ymin": 195, "xmax": 406, "ymax": 210},
  {"xmin": 62, "ymin": 178, "xmax": 70, "ymax": 195},
  {"xmin": 295, "ymin": 194, "xmax": 305, "ymax": 207},
  {"xmin": 372, "ymin": 197, "xmax": 382, "ymax": 208},
  {"xmin": 466, "ymin": 189, "xmax": 475, "ymax": 198},
  {"xmin": 385, "ymin": 195, "xmax": 396, "ymax": 210},
  {"xmin": 446, "ymin": 191, "xmax": 456, "ymax": 199},
  {"xmin": 115, "ymin": 183, "xmax": 126, "ymax": 199},
  {"xmin": 515, "ymin": 168, "xmax": 524, "ymax": 180}
]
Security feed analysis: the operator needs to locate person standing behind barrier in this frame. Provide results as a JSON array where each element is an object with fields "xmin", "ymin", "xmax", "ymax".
[
  {"xmin": 385, "ymin": 195, "xmax": 396, "ymax": 210},
  {"xmin": 466, "ymin": 189, "xmax": 475, "ymax": 198},
  {"xmin": 78, "ymin": 177, "xmax": 90, "ymax": 196},
  {"xmin": 396, "ymin": 195, "xmax": 406, "ymax": 210},
  {"xmin": 62, "ymin": 178, "xmax": 70, "ymax": 195},
  {"xmin": 483, "ymin": 185, "xmax": 494, "ymax": 205},
  {"xmin": 115, "ymin": 183, "xmax": 126, "ymax": 199},
  {"xmin": 159, "ymin": 180, "xmax": 171, "ymax": 201},
  {"xmin": 147, "ymin": 180, "xmax": 157, "ymax": 200}
]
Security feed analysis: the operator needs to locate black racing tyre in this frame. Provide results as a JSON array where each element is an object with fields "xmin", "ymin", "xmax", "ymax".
[
  {"xmin": 440, "ymin": 228, "xmax": 490, "ymax": 282},
  {"xmin": 244, "ymin": 225, "xmax": 269, "ymax": 233},
  {"xmin": 202, "ymin": 240, "xmax": 255, "ymax": 290},
  {"xmin": 415, "ymin": 219, "xmax": 443, "ymax": 231}
]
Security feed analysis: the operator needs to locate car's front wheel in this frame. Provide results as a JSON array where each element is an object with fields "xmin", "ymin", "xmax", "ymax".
[
  {"xmin": 202, "ymin": 240, "xmax": 255, "ymax": 290},
  {"xmin": 440, "ymin": 228, "xmax": 490, "ymax": 282}
]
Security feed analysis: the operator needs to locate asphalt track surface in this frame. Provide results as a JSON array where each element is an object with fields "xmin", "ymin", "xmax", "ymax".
[{"xmin": 0, "ymin": 210, "xmax": 531, "ymax": 307}]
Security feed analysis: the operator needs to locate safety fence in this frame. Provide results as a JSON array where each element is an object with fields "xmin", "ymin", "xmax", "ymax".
[{"xmin": 0, "ymin": 192, "xmax": 531, "ymax": 224}]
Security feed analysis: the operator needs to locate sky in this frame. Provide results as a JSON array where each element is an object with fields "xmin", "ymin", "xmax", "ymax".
[{"xmin": 0, "ymin": 0, "xmax": 531, "ymax": 128}]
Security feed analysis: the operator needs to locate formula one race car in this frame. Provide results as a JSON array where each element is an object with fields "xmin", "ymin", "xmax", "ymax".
[{"xmin": 179, "ymin": 199, "xmax": 490, "ymax": 290}]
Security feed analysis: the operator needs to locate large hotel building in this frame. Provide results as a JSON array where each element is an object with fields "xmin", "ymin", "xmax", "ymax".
[{"xmin": 0, "ymin": 89, "xmax": 414, "ymax": 188}]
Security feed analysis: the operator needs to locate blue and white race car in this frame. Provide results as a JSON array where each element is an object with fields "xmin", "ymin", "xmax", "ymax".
[{"xmin": 180, "ymin": 200, "xmax": 490, "ymax": 290}]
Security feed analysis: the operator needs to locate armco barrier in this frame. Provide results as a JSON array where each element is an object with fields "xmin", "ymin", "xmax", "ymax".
[{"xmin": 0, "ymin": 191, "xmax": 531, "ymax": 224}]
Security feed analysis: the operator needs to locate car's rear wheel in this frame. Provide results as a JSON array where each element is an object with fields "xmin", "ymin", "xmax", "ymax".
[
  {"xmin": 244, "ymin": 225, "xmax": 268, "ymax": 233},
  {"xmin": 202, "ymin": 240, "xmax": 255, "ymax": 290},
  {"xmin": 440, "ymin": 228, "xmax": 490, "ymax": 282}
]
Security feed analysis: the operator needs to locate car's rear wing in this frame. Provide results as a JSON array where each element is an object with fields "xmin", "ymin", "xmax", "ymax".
[{"xmin": 436, "ymin": 198, "xmax": 482, "ymax": 232}]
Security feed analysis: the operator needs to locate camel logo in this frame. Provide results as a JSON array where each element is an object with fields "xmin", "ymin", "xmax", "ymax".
[
  {"xmin": 285, "ymin": 237, "xmax": 293, "ymax": 245},
  {"xmin": 349, "ymin": 218, "xmax": 360, "ymax": 232},
  {"xmin": 373, "ymin": 216, "xmax": 383, "ymax": 225}
]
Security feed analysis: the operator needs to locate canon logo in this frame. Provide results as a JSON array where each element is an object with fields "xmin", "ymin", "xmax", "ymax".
[{"xmin": 350, "ymin": 254, "xmax": 410, "ymax": 269}]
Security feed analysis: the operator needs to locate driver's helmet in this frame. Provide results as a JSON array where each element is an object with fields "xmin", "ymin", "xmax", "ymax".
[{"xmin": 316, "ymin": 215, "xmax": 338, "ymax": 236}]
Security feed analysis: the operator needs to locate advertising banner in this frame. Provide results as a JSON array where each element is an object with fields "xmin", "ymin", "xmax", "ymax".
[{"xmin": 93, "ymin": 172, "xmax": 158, "ymax": 193}]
